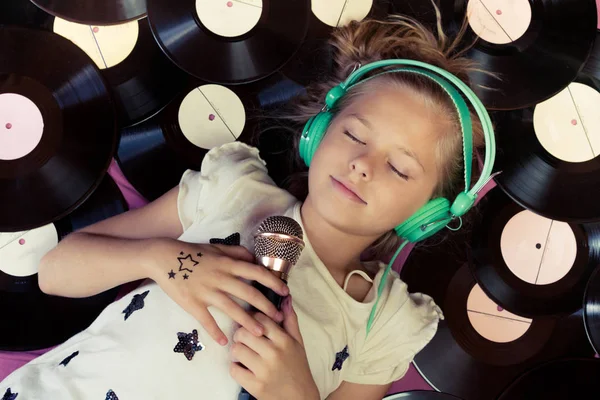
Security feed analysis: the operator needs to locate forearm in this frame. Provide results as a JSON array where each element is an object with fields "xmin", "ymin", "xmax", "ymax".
[{"xmin": 38, "ymin": 232, "xmax": 159, "ymax": 298}]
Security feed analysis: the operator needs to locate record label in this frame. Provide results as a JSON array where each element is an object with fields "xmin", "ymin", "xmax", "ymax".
[
  {"xmin": 467, "ymin": 283, "xmax": 532, "ymax": 343},
  {"xmin": 196, "ymin": 0, "xmax": 262, "ymax": 38},
  {"xmin": 533, "ymin": 82, "xmax": 600, "ymax": 162},
  {"xmin": 0, "ymin": 224, "xmax": 58, "ymax": 278},
  {"xmin": 466, "ymin": 0, "xmax": 531, "ymax": 45},
  {"xmin": 0, "ymin": 93, "xmax": 44, "ymax": 161},
  {"xmin": 52, "ymin": 17, "xmax": 139, "ymax": 70},
  {"xmin": 501, "ymin": 210, "xmax": 576, "ymax": 285},
  {"xmin": 312, "ymin": 0, "xmax": 374, "ymax": 27},
  {"xmin": 178, "ymin": 85, "xmax": 246, "ymax": 149}
]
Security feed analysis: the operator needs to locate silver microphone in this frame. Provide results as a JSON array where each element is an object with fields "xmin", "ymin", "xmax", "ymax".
[{"xmin": 238, "ymin": 216, "xmax": 305, "ymax": 400}]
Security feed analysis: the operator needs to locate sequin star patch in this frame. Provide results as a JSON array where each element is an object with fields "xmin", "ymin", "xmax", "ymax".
[
  {"xmin": 174, "ymin": 329, "xmax": 205, "ymax": 361},
  {"xmin": 59, "ymin": 351, "xmax": 79, "ymax": 367},
  {"xmin": 1, "ymin": 388, "xmax": 17, "ymax": 400},
  {"xmin": 105, "ymin": 389, "xmax": 118, "ymax": 400},
  {"xmin": 332, "ymin": 345, "xmax": 350, "ymax": 371},
  {"xmin": 209, "ymin": 232, "xmax": 240, "ymax": 246},
  {"xmin": 122, "ymin": 290, "xmax": 150, "ymax": 321}
]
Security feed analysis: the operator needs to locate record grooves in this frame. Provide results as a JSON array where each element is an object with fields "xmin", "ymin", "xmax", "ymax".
[
  {"xmin": 471, "ymin": 187, "xmax": 600, "ymax": 317},
  {"xmin": 440, "ymin": 0, "xmax": 597, "ymax": 110},
  {"xmin": 583, "ymin": 266, "xmax": 600, "ymax": 354},
  {"xmin": 30, "ymin": 0, "xmax": 147, "ymax": 26},
  {"xmin": 146, "ymin": 0, "xmax": 310, "ymax": 84},
  {"xmin": 0, "ymin": 26, "xmax": 118, "ymax": 232},
  {"xmin": 0, "ymin": 174, "xmax": 128, "ymax": 351},
  {"xmin": 400, "ymin": 228, "xmax": 595, "ymax": 400}
]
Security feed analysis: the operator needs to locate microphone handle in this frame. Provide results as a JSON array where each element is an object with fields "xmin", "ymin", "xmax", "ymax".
[{"xmin": 238, "ymin": 276, "xmax": 287, "ymax": 400}]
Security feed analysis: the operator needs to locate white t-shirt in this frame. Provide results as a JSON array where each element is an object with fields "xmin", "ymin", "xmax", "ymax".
[{"xmin": 0, "ymin": 142, "xmax": 442, "ymax": 400}]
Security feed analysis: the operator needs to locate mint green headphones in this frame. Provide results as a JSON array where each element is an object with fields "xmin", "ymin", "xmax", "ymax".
[{"xmin": 298, "ymin": 59, "xmax": 497, "ymax": 336}]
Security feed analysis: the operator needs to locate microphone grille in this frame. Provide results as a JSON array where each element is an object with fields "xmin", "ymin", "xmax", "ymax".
[{"xmin": 254, "ymin": 216, "xmax": 305, "ymax": 265}]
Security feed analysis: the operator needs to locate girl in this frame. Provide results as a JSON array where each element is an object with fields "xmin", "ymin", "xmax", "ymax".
[{"xmin": 0, "ymin": 5, "xmax": 493, "ymax": 400}]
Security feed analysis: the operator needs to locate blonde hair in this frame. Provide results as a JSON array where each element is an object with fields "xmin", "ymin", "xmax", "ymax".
[{"xmin": 250, "ymin": 1, "xmax": 496, "ymax": 260}]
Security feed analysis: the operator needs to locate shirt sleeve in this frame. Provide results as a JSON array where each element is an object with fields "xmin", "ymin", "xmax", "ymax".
[
  {"xmin": 343, "ymin": 281, "xmax": 443, "ymax": 385},
  {"xmin": 176, "ymin": 141, "xmax": 271, "ymax": 231}
]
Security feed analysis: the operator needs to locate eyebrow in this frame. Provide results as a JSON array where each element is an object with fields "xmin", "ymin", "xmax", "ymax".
[{"xmin": 348, "ymin": 113, "xmax": 426, "ymax": 172}]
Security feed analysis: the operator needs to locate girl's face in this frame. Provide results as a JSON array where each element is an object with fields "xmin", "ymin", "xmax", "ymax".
[{"xmin": 307, "ymin": 84, "xmax": 444, "ymax": 238}]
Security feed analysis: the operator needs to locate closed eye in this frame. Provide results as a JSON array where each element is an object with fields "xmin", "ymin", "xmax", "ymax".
[{"xmin": 344, "ymin": 130, "xmax": 364, "ymax": 144}]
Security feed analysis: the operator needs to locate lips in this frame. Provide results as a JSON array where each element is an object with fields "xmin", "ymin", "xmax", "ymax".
[{"xmin": 331, "ymin": 177, "xmax": 366, "ymax": 204}]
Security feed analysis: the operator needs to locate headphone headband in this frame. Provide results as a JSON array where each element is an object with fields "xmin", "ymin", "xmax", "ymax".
[{"xmin": 336, "ymin": 59, "xmax": 496, "ymax": 211}]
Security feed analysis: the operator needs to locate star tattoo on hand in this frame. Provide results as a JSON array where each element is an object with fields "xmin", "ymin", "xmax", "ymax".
[
  {"xmin": 177, "ymin": 252, "xmax": 199, "ymax": 273},
  {"xmin": 168, "ymin": 269, "xmax": 176, "ymax": 279},
  {"xmin": 183, "ymin": 274, "xmax": 189, "ymax": 280}
]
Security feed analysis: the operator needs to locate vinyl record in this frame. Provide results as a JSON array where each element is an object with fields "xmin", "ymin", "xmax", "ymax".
[
  {"xmin": 497, "ymin": 358, "xmax": 600, "ymax": 400},
  {"xmin": 492, "ymin": 72, "xmax": 600, "ymax": 223},
  {"xmin": 583, "ymin": 266, "xmax": 600, "ymax": 354},
  {"xmin": 440, "ymin": 0, "xmax": 597, "ymax": 110},
  {"xmin": 29, "ymin": 0, "xmax": 147, "ymax": 25},
  {"xmin": 470, "ymin": 186, "xmax": 600, "ymax": 317},
  {"xmin": 384, "ymin": 391, "xmax": 463, "ymax": 400},
  {"xmin": 0, "ymin": 174, "xmax": 127, "ymax": 351},
  {"xmin": 400, "ymin": 229, "xmax": 595, "ymax": 400},
  {"xmin": 0, "ymin": 26, "xmax": 117, "ymax": 232},
  {"xmin": 280, "ymin": 0, "xmax": 390, "ymax": 86},
  {"xmin": 116, "ymin": 79, "xmax": 264, "ymax": 201},
  {"xmin": 146, "ymin": 0, "xmax": 310, "ymax": 84},
  {"xmin": 0, "ymin": 1, "xmax": 188, "ymax": 128}
]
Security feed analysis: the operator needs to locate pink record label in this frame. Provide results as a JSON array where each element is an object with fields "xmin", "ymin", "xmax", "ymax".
[
  {"xmin": 0, "ymin": 224, "xmax": 58, "ymax": 277},
  {"xmin": 467, "ymin": 0, "xmax": 531, "ymax": 44},
  {"xmin": 312, "ymin": 0, "xmax": 373, "ymax": 27},
  {"xmin": 533, "ymin": 82, "xmax": 600, "ymax": 162},
  {"xmin": 178, "ymin": 85, "xmax": 246, "ymax": 149},
  {"xmin": 500, "ymin": 210, "xmax": 576, "ymax": 285},
  {"xmin": 0, "ymin": 93, "xmax": 44, "ymax": 161},
  {"xmin": 467, "ymin": 284, "xmax": 532, "ymax": 343},
  {"xmin": 52, "ymin": 17, "xmax": 139, "ymax": 70},
  {"xmin": 196, "ymin": 0, "xmax": 262, "ymax": 38}
]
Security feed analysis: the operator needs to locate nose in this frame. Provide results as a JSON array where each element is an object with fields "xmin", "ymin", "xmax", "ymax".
[{"xmin": 350, "ymin": 156, "xmax": 372, "ymax": 180}]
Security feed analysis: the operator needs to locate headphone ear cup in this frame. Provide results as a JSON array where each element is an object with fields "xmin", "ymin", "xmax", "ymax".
[
  {"xmin": 299, "ymin": 111, "xmax": 333, "ymax": 167},
  {"xmin": 394, "ymin": 197, "xmax": 452, "ymax": 242}
]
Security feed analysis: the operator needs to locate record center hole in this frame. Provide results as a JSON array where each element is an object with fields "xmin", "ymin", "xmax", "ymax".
[
  {"xmin": 93, "ymin": 27, "xmax": 99, "ymax": 33},
  {"xmin": 208, "ymin": 114, "xmax": 215, "ymax": 121},
  {"xmin": 496, "ymin": 9, "xmax": 502, "ymax": 15},
  {"xmin": 535, "ymin": 243, "xmax": 541, "ymax": 249},
  {"xmin": 227, "ymin": 1, "xmax": 233, "ymax": 7},
  {"xmin": 5, "ymin": 123, "xmax": 12, "ymax": 130},
  {"xmin": 19, "ymin": 239, "xmax": 25, "ymax": 245}
]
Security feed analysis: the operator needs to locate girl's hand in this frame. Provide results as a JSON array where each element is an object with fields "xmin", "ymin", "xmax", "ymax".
[
  {"xmin": 230, "ymin": 295, "xmax": 320, "ymax": 400},
  {"xmin": 147, "ymin": 238, "xmax": 288, "ymax": 346}
]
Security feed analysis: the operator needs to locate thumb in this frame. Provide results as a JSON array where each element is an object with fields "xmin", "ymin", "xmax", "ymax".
[{"xmin": 282, "ymin": 295, "xmax": 303, "ymax": 345}]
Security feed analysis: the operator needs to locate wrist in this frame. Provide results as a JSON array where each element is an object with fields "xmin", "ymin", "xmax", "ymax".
[{"xmin": 141, "ymin": 237, "xmax": 170, "ymax": 281}]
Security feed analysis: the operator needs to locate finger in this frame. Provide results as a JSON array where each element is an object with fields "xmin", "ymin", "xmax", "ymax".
[
  {"xmin": 227, "ymin": 260, "xmax": 289, "ymax": 298},
  {"xmin": 233, "ymin": 325, "xmax": 271, "ymax": 358},
  {"xmin": 192, "ymin": 304, "xmax": 229, "ymax": 346},
  {"xmin": 218, "ymin": 276, "xmax": 285, "ymax": 324},
  {"xmin": 230, "ymin": 341, "xmax": 261, "ymax": 376},
  {"xmin": 254, "ymin": 312, "xmax": 286, "ymax": 345},
  {"xmin": 211, "ymin": 244, "xmax": 254, "ymax": 263},
  {"xmin": 229, "ymin": 362, "xmax": 256, "ymax": 394},
  {"xmin": 212, "ymin": 293, "xmax": 269, "ymax": 337}
]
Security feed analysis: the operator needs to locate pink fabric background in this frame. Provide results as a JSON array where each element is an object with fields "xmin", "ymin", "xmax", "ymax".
[{"xmin": 0, "ymin": 157, "xmax": 498, "ymax": 396}]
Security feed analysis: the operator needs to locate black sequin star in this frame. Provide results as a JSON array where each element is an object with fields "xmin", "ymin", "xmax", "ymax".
[
  {"xmin": 122, "ymin": 290, "xmax": 149, "ymax": 321},
  {"xmin": 174, "ymin": 329, "xmax": 205, "ymax": 361},
  {"xmin": 168, "ymin": 269, "xmax": 176, "ymax": 279},
  {"xmin": 332, "ymin": 345, "xmax": 350, "ymax": 371},
  {"xmin": 59, "ymin": 351, "xmax": 79, "ymax": 367},
  {"xmin": 105, "ymin": 389, "xmax": 119, "ymax": 400},
  {"xmin": 177, "ymin": 254, "xmax": 199, "ymax": 273},
  {"xmin": 209, "ymin": 232, "xmax": 240, "ymax": 246},
  {"xmin": 1, "ymin": 388, "xmax": 17, "ymax": 400}
]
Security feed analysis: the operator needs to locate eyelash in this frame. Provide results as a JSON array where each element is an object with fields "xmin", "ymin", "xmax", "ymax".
[{"xmin": 343, "ymin": 130, "xmax": 409, "ymax": 180}]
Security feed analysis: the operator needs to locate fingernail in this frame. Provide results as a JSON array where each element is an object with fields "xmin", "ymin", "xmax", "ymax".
[
  {"xmin": 254, "ymin": 325, "xmax": 264, "ymax": 335},
  {"xmin": 276, "ymin": 312, "xmax": 284, "ymax": 321},
  {"xmin": 280, "ymin": 286, "xmax": 289, "ymax": 295},
  {"xmin": 219, "ymin": 337, "xmax": 228, "ymax": 346}
]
